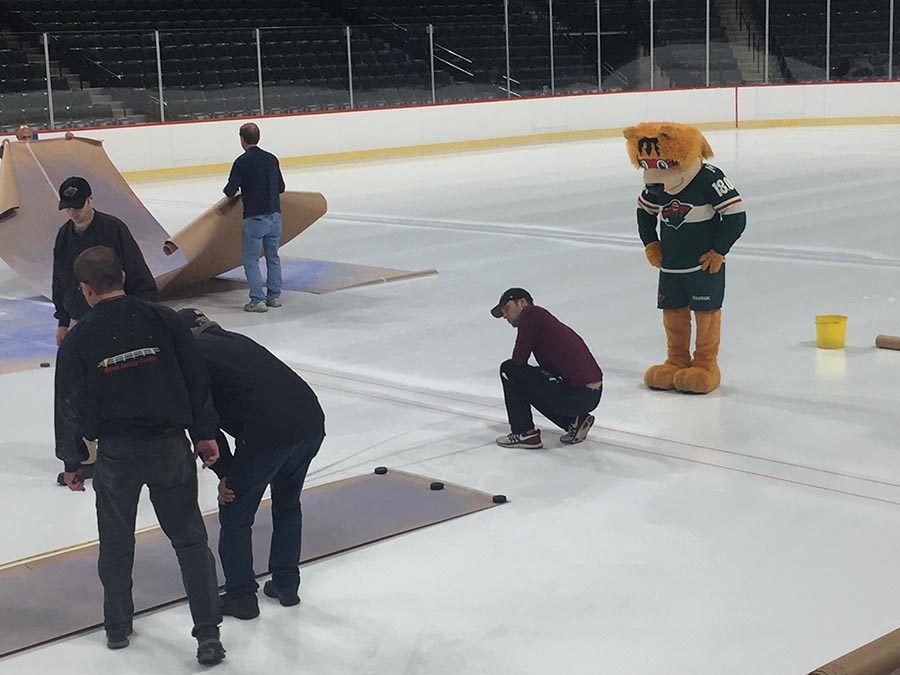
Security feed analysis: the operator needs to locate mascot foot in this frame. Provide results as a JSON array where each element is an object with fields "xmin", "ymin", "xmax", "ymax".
[
  {"xmin": 673, "ymin": 365, "xmax": 720, "ymax": 394},
  {"xmin": 643, "ymin": 363, "xmax": 683, "ymax": 390}
]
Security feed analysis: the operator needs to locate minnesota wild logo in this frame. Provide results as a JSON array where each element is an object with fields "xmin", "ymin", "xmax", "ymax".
[{"xmin": 660, "ymin": 200, "xmax": 692, "ymax": 230}]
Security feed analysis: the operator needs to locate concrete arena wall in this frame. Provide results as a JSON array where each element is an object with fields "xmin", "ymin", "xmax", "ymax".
[{"xmin": 4, "ymin": 81, "xmax": 899, "ymax": 176}]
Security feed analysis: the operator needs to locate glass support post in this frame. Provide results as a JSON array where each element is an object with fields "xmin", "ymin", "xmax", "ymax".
[
  {"xmin": 256, "ymin": 28, "xmax": 264, "ymax": 115},
  {"xmin": 43, "ymin": 33, "xmax": 55, "ymax": 129},
  {"xmin": 345, "ymin": 26, "xmax": 354, "ymax": 109},
  {"xmin": 549, "ymin": 0, "xmax": 555, "ymax": 94},
  {"xmin": 429, "ymin": 24, "xmax": 436, "ymax": 103},
  {"xmin": 649, "ymin": 0, "xmax": 655, "ymax": 89},
  {"xmin": 155, "ymin": 30, "xmax": 165, "ymax": 122},
  {"xmin": 504, "ymin": 0, "xmax": 511, "ymax": 97}
]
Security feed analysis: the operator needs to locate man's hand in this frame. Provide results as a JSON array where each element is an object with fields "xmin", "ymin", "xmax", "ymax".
[
  {"xmin": 64, "ymin": 469, "xmax": 85, "ymax": 492},
  {"xmin": 217, "ymin": 478, "xmax": 235, "ymax": 505},
  {"xmin": 55, "ymin": 326, "xmax": 69, "ymax": 346},
  {"xmin": 644, "ymin": 241, "xmax": 662, "ymax": 268},
  {"xmin": 699, "ymin": 249, "xmax": 725, "ymax": 274},
  {"xmin": 194, "ymin": 439, "xmax": 219, "ymax": 468}
]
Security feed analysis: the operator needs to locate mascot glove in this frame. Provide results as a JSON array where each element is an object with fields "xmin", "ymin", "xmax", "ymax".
[
  {"xmin": 699, "ymin": 249, "xmax": 724, "ymax": 274},
  {"xmin": 644, "ymin": 241, "xmax": 662, "ymax": 268}
]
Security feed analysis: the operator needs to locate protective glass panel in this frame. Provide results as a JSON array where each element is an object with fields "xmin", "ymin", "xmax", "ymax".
[
  {"xmin": 652, "ymin": 0, "xmax": 709, "ymax": 89},
  {"xmin": 600, "ymin": 2, "xmax": 646, "ymax": 91},
  {"xmin": 552, "ymin": 2, "xmax": 603, "ymax": 94},
  {"xmin": 772, "ymin": 0, "xmax": 827, "ymax": 82},
  {"xmin": 349, "ymin": 24, "xmax": 432, "ymax": 109},
  {"xmin": 260, "ymin": 26, "xmax": 350, "ymax": 115},
  {"xmin": 625, "ymin": 1, "xmax": 654, "ymax": 90},
  {"xmin": 830, "ymin": 0, "xmax": 888, "ymax": 82},
  {"xmin": 158, "ymin": 29, "xmax": 260, "ymax": 122},
  {"xmin": 47, "ymin": 31, "xmax": 161, "ymax": 127},
  {"xmin": 0, "ymin": 33, "xmax": 52, "ymax": 132},
  {"xmin": 507, "ymin": 6, "xmax": 553, "ymax": 97},
  {"xmin": 432, "ymin": 20, "xmax": 509, "ymax": 103}
]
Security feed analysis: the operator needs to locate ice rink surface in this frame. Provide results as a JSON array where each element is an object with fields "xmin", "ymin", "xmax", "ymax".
[{"xmin": 1, "ymin": 124, "xmax": 899, "ymax": 674}]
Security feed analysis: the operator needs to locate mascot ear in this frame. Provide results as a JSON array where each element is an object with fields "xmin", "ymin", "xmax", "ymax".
[
  {"xmin": 657, "ymin": 123, "xmax": 677, "ymax": 139},
  {"xmin": 623, "ymin": 126, "xmax": 641, "ymax": 142}
]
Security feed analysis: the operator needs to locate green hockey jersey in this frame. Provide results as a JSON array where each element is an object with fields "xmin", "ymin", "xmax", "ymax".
[{"xmin": 636, "ymin": 163, "xmax": 746, "ymax": 271}]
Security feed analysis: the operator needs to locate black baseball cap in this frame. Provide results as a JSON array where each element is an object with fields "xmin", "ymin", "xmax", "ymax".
[
  {"xmin": 58, "ymin": 176, "xmax": 91, "ymax": 210},
  {"xmin": 490, "ymin": 288, "xmax": 533, "ymax": 318}
]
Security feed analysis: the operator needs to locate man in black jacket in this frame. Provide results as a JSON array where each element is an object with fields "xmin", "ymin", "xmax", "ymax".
[
  {"xmin": 176, "ymin": 308, "xmax": 325, "ymax": 620},
  {"xmin": 53, "ymin": 176, "xmax": 158, "ymax": 346},
  {"xmin": 55, "ymin": 247, "xmax": 225, "ymax": 665}
]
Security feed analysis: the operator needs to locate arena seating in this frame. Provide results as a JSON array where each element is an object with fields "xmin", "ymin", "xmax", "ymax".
[
  {"xmin": 2, "ymin": 0, "xmax": 889, "ymax": 131},
  {"xmin": 637, "ymin": 0, "xmax": 741, "ymax": 87},
  {"xmin": 747, "ymin": 0, "xmax": 890, "ymax": 81},
  {"xmin": 1, "ymin": 0, "xmax": 434, "ymax": 129},
  {"xmin": 339, "ymin": 0, "xmax": 606, "ymax": 98}
]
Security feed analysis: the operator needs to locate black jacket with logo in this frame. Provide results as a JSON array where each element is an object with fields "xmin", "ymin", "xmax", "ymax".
[
  {"xmin": 52, "ymin": 211, "xmax": 159, "ymax": 327},
  {"xmin": 54, "ymin": 296, "xmax": 218, "ymax": 471},
  {"xmin": 191, "ymin": 322, "xmax": 325, "ymax": 479}
]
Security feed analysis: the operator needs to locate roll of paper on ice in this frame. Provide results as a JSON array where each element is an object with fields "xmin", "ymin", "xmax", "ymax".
[{"xmin": 875, "ymin": 335, "xmax": 900, "ymax": 350}]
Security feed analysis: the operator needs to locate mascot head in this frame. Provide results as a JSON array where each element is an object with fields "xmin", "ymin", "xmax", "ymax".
[{"xmin": 623, "ymin": 122, "xmax": 713, "ymax": 195}]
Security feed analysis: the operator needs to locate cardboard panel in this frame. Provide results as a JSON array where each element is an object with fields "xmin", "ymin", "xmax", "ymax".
[
  {"xmin": 0, "ymin": 137, "xmax": 327, "ymax": 299},
  {"xmin": 810, "ymin": 628, "xmax": 900, "ymax": 675}
]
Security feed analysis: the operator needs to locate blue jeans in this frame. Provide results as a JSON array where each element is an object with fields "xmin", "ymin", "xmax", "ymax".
[
  {"xmin": 218, "ymin": 434, "xmax": 324, "ymax": 598},
  {"xmin": 241, "ymin": 212, "xmax": 283, "ymax": 304}
]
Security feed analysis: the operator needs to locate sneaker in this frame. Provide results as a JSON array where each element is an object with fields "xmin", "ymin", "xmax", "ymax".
[
  {"xmin": 495, "ymin": 429, "xmax": 542, "ymax": 449},
  {"xmin": 106, "ymin": 625, "xmax": 133, "ymax": 650},
  {"xmin": 263, "ymin": 580, "xmax": 300, "ymax": 607},
  {"xmin": 194, "ymin": 626, "xmax": 226, "ymax": 666},
  {"xmin": 265, "ymin": 297, "xmax": 282, "ymax": 308},
  {"xmin": 243, "ymin": 301, "xmax": 268, "ymax": 313},
  {"xmin": 220, "ymin": 592, "xmax": 259, "ymax": 620},
  {"xmin": 560, "ymin": 414, "xmax": 595, "ymax": 445}
]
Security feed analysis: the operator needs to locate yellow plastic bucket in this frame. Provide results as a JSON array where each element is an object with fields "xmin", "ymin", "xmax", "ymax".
[{"xmin": 815, "ymin": 314, "xmax": 847, "ymax": 349}]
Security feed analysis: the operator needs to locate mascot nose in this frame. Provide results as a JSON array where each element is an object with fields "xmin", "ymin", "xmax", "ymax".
[{"xmin": 645, "ymin": 183, "xmax": 664, "ymax": 195}]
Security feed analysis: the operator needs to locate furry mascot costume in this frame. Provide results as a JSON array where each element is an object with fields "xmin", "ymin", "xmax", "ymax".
[{"xmin": 623, "ymin": 122, "xmax": 746, "ymax": 394}]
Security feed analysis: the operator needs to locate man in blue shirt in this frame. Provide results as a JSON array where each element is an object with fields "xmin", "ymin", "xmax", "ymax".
[{"xmin": 223, "ymin": 123, "xmax": 286, "ymax": 313}]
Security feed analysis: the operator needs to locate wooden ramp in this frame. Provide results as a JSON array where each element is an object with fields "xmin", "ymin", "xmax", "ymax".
[
  {"xmin": 0, "ymin": 469, "xmax": 505, "ymax": 658},
  {"xmin": 0, "ymin": 137, "xmax": 326, "ymax": 299}
]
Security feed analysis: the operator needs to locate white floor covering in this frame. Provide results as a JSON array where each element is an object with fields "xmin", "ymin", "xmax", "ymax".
[{"xmin": 1, "ymin": 124, "xmax": 899, "ymax": 674}]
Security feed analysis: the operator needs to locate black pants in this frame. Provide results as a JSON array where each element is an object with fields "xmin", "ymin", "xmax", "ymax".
[
  {"xmin": 219, "ymin": 434, "xmax": 323, "ymax": 598},
  {"xmin": 500, "ymin": 360, "xmax": 602, "ymax": 434},
  {"xmin": 93, "ymin": 432, "xmax": 221, "ymax": 636}
]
